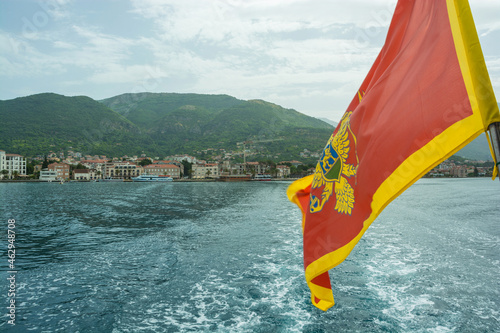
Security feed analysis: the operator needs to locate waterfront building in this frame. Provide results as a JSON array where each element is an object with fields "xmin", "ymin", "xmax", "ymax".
[
  {"xmin": 232, "ymin": 163, "xmax": 247, "ymax": 175},
  {"xmin": 192, "ymin": 163, "xmax": 219, "ymax": 179},
  {"xmin": 48, "ymin": 163, "xmax": 70, "ymax": 180},
  {"xmin": 73, "ymin": 169, "xmax": 90, "ymax": 181},
  {"xmin": 277, "ymin": 165, "xmax": 291, "ymax": 178},
  {"xmin": 205, "ymin": 163, "xmax": 219, "ymax": 178},
  {"xmin": 104, "ymin": 161, "xmax": 141, "ymax": 180},
  {"xmin": 143, "ymin": 164, "xmax": 181, "ymax": 179},
  {"xmin": 191, "ymin": 164, "xmax": 205, "ymax": 179},
  {"xmin": 39, "ymin": 170, "xmax": 58, "ymax": 182},
  {"xmin": 0, "ymin": 150, "xmax": 27, "ymax": 179},
  {"xmin": 245, "ymin": 162, "xmax": 268, "ymax": 175},
  {"xmin": 153, "ymin": 160, "xmax": 184, "ymax": 175}
]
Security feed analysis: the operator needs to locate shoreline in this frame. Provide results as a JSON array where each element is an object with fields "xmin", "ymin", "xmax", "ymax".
[
  {"xmin": 1, "ymin": 177, "xmax": 492, "ymax": 183},
  {"xmin": 0, "ymin": 178, "xmax": 300, "ymax": 183}
]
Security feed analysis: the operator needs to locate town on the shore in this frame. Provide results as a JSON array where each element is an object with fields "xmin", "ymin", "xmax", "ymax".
[{"xmin": 0, "ymin": 148, "xmax": 495, "ymax": 181}]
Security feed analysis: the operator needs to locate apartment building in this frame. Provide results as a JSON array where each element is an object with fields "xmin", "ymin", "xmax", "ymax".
[
  {"xmin": 143, "ymin": 164, "xmax": 181, "ymax": 179},
  {"xmin": 0, "ymin": 150, "xmax": 27, "ymax": 179},
  {"xmin": 104, "ymin": 161, "xmax": 141, "ymax": 180},
  {"xmin": 48, "ymin": 163, "xmax": 70, "ymax": 180}
]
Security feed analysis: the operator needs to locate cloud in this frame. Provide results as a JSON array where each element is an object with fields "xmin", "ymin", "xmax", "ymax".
[
  {"xmin": 0, "ymin": 0, "xmax": 498, "ymax": 121},
  {"xmin": 479, "ymin": 21, "xmax": 500, "ymax": 37}
]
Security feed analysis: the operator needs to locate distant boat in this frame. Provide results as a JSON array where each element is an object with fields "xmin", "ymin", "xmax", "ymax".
[
  {"xmin": 132, "ymin": 174, "xmax": 173, "ymax": 182},
  {"xmin": 217, "ymin": 175, "xmax": 252, "ymax": 182},
  {"xmin": 253, "ymin": 174, "xmax": 272, "ymax": 181}
]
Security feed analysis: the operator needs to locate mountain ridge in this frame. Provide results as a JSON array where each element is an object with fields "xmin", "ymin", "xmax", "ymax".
[
  {"xmin": 0, "ymin": 92, "xmax": 334, "ymax": 161},
  {"xmin": 0, "ymin": 92, "xmax": 496, "ymax": 161}
]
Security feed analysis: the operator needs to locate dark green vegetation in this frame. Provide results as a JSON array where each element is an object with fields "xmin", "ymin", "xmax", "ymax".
[
  {"xmin": 1, "ymin": 92, "xmax": 333, "ymax": 161},
  {"xmin": 0, "ymin": 93, "xmax": 157, "ymax": 157},
  {"xmin": 1, "ymin": 92, "xmax": 496, "ymax": 161},
  {"xmin": 101, "ymin": 93, "xmax": 333, "ymax": 161}
]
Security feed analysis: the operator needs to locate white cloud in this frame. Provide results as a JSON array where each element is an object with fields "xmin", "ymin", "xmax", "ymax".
[{"xmin": 0, "ymin": 0, "xmax": 498, "ymax": 120}]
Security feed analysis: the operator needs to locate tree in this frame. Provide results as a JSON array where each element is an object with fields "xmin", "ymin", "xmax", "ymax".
[
  {"xmin": 72, "ymin": 163, "xmax": 87, "ymax": 170},
  {"xmin": 1, "ymin": 169, "xmax": 8, "ymax": 180},
  {"xmin": 139, "ymin": 158, "xmax": 152, "ymax": 167},
  {"xmin": 181, "ymin": 160, "xmax": 192, "ymax": 178},
  {"xmin": 26, "ymin": 162, "xmax": 35, "ymax": 175},
  {"xmin": 247, "ymin": 165, "xmax": 256, "ymax": 176},
  {"xmin": 269, "ymin": 166, "xmax": 278, "ymax": 178},
  {"xmin": 42, "ymin": 156, "xmax": 49, "ymax": 169}
]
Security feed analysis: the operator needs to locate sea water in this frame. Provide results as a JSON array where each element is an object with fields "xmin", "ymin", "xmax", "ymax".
[{"xmin": 0, "ymin": 178, "xmax": 498, "ymax": 332}]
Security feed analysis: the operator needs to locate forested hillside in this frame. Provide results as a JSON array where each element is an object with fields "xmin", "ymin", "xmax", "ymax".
[{"xmin": 1, "ymin": 93, "xmax": 333, "ymax": 160}]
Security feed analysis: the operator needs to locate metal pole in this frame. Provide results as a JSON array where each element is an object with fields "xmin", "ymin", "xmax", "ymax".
[{"xmin": 489, "ymin": 122, "xmax": 500, "ymax": 181}]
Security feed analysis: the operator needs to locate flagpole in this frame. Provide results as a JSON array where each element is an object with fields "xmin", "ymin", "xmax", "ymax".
[{"xmin": 489, "ymin": 122, "xmax": 500, "ymax": 181}]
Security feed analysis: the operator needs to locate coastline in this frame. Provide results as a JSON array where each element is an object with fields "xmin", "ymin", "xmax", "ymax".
[{"xmin": 0, "ymin": 178, "xmax": 300, "ymax": 183}]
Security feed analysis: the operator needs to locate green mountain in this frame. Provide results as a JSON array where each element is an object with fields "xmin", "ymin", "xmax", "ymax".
[
  {"xmin": 0, "ymin": 93, "xmax": 156, "ymax": 157},
  {"xmin": 100, "ymin": 92, "xmax": 244, "ymax": 129},
  {"xmin": 0, "ymin": 93, "xmax": 334, "ymax": 161},
  {"xmin": 1, "ymin": 93, "xmax": 496, "ymax": 162},
  {"xmin": 101, "ymin": 93, "xmax": 333, "ymax": 160}
]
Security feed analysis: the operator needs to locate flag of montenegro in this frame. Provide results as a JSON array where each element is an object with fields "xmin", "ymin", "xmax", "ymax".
[{"xmin": 287, "ymin": 0, "xmax": 500, "ymax": 311}]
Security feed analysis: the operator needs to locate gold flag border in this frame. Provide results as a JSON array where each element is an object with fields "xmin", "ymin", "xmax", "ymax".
[{"xmin": 288, "ymin": 0, "xmax": 500, "ymax": 311}]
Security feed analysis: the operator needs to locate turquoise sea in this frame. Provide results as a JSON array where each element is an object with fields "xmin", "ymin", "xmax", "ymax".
[{"xmin": 0, "ymin": 178, "xmax": 499, "ymax": 332}]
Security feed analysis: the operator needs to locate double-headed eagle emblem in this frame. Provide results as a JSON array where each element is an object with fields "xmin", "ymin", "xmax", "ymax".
[{"xmin": 310, "ymin": 111, "xmax": 358, "ymax": 215}]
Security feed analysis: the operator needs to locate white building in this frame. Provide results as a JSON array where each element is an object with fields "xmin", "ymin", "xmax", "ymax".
[
  {"xmin": 39, "ymin": 170, "xmax": 58, "ymax": 182},
  {"xmin": 143, "ymin": 164, "xmax": 181, "ymax": 179},
  {"xmin": 168, "ymin": 154, "xmax": 198, "ymax": 164},
  {"xmin": 191, "ymin": 164, "xmax": 208, "ymax": 179},
  {"xmin": 276, "ymin": 165, "xmax": 291, "ymax": 178},
  {"xmin": 73, "ymin": 169, "xmax": 90, "ymax": 181},
  {"xmin": 191, "ymin": 163, "xmax": 220, "ymax": 179},
  {"xmin": 245, "ymin": 162, "xmax": 268, "ymax": 175},
  {"xmin": 0, "ymin": 150, "xmax": 27, "ymax": 179},
  {"xmin": 103, "ymin": 161, "xmax": 141, "ymax": 180}
]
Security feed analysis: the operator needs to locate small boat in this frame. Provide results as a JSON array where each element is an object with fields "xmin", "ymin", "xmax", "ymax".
[
  {"xmin": 253, "ymin": 174, "xmax": 272, "ymax": 181},
  {"xmin": 132, "ymin": 174, "xmax": 173, "ymax": 182}
]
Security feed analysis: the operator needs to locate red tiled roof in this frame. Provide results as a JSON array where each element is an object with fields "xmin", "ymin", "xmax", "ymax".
[
  {"xmin": 48, "ymin": 163, "xmax": 69, "ymax": 167},
  {"xmin": 144, "ymin": 164, "xmax": 179, "ymax": 169},
  {"xmin": 154, "ymin": 160, "xmax": 176, "ymax": 164},
  {"xmin": 81, "ymin": 159, "xmax": 107, "ymax": 163}
]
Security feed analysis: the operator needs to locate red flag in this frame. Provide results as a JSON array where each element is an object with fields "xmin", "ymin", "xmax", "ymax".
[{"xmin": 288, "ymin": 0, "xmax": 500, "ymax": 311}]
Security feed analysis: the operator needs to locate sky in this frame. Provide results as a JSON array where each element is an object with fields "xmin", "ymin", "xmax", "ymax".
[{"xmin": 1, "ymin": 0, "xmax": 499, "ymax": 122}]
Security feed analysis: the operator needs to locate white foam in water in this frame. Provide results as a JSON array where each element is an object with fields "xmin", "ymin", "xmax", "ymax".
[{"xmin": 2, "ymin": 180, "xmax": 499, "ymax": 332}]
